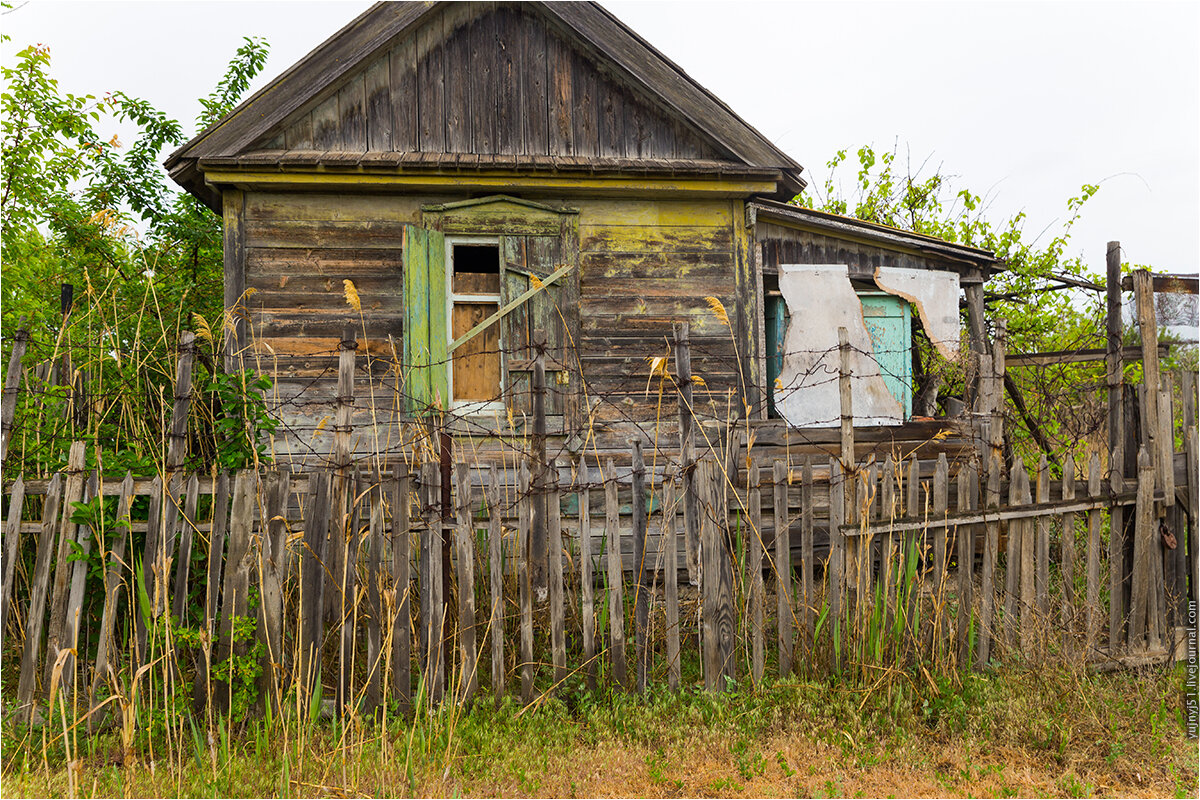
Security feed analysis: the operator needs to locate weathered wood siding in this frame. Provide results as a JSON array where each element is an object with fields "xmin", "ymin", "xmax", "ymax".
[
  {"xmin": 236, "ymin": 191, "xmax": 745, "ymax": 463},
  {"xmin": 578, "ymin": 198, "xmax": 742, "ymax": 435},
  {"xmin": 256, "ymin": 2, "xmax": 725, "ymax": 163},
  {"xmin": 240, "ymin": 192, "xmax": 431, "ymax": 461},
  {"xmin": 758, "ymin": 220, "xmax": 968, "ymax": 278}
]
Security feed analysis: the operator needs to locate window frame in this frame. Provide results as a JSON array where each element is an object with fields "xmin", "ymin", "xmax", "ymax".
[{"xmin": 444, "ymin": 234, "xmax": 506, "ymax": 416}]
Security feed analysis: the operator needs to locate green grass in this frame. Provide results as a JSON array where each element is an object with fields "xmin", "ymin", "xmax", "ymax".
[{"xmin": 2, "ymin": 663, "xmax": 1195, "ymax": 798}]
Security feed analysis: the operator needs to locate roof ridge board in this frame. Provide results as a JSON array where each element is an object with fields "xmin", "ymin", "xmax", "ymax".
[
  {"xmin": 165, "ymin": 2, "xmax": 431, "ymax": 168},
  {"xmin": 582, "ymin": 2, "xmax": 802, "ymax": 172}
]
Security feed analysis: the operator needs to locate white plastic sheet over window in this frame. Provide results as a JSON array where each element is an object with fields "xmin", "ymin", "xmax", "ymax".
[{"xmin": 774, "ymin": 264, "xmax": 960, "ymax": 428}]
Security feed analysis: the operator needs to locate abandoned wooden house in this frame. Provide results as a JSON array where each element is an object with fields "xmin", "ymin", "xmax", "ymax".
[{"xmin": 165, "ymin": 0, "xmax": 1002, "ymax": 469}]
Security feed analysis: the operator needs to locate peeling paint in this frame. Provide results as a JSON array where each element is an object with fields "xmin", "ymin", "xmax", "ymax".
[
  {"xmin": 776, "ymin": 265, "xmax": 904, "ymax": 428},
  {"xmin": 873, "ymin": 266, "xmax": 961, "ymax": 360}
]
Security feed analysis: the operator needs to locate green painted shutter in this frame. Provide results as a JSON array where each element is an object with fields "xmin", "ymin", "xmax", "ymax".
[
  {"xmin": 859, "ymin": 293, "xmax": 912, "ymax": 419},
  {"xmin": 403, "ymin": 225, "xmax": 447, "ymax": 414}
]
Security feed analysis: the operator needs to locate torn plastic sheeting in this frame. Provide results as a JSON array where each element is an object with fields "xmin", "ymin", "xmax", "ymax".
[
  {"xmin": 775, "ymin": 265, "xmax": 904, "ymax": 428},
  {"xmin": 873, "ymin": 265, "xmax": 961, "ymax": 360}
]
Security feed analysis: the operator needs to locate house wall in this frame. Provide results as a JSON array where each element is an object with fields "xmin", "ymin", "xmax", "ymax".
[{"xmin": 230, "ymin": 188, "xmax": 750, "ymax": 467}]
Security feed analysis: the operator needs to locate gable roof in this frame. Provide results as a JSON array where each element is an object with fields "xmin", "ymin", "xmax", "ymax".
[{"xmin": 165, "ymin": 1, "xmax": 805, "ymax": 208}]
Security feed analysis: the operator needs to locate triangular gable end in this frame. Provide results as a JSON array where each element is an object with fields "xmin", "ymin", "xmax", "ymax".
[
  {"xmin": 249, "ymin": 2, "xmax": 729, "ymax": 165},
  {"xmin": 166, "ymin": 1, "xmax": 805, "ymax": 208}
]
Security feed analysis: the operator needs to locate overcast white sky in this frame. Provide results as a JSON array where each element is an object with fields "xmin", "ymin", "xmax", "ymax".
[{"xmin": 3, "ymin": 0, "xmax": 1197, "ymax": 277}]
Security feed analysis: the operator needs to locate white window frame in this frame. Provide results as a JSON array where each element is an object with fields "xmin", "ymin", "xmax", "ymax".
[{"xmin": 445, "ymin": 235, "xmax": 506, "ymax": 416}]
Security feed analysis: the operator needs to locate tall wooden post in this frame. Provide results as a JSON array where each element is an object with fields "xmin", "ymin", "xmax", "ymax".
[
  {"xmin": 838, "ymin": 327, "xmax": 856, "ymax": 610},
  {"xmin": 631, "ymin": 439, "xmax": 650, "ymax": 693},
  {"xmin": 531, "ymin": 332, "xmax": 548, "ymax": 602},
  {"xmin": 674, "ymin": 323, "xmax": 699, "ymax": 584}
]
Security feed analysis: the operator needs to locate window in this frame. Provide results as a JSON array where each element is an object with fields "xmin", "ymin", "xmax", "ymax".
[
  {"xmin": 766, "ymin": 266, "xmax": 914, "ymax": 426},
  {"xmin": 447, "ymin": 239, "xmax": 503, "ymax": 413}
]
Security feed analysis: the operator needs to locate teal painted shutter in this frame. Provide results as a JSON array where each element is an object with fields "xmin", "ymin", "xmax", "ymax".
[
  {"xmin": 859, "ymin": 293, "xmax": 912, "ymax": 419},
  {"xmin": 764, "ymin": 295, "xmax": 789, "ymax": 419},
  {"xmin": 403, "ymin": 225, "xmax": 447, "ymax": 414}
]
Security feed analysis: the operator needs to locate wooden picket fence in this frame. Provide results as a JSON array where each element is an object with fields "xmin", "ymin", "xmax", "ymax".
[{"xmin": 2, "ymin": 422, "xmax": 1195, "ymax": 725}]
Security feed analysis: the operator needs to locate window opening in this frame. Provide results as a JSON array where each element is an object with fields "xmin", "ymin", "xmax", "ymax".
[{"xmin": 449, "ymin": 241, "xmax": 502, "ymax": 408}]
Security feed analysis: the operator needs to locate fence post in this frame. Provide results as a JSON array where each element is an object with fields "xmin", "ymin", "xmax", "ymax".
[
  {"xmin": 748, "ymin": 457, "xmax": 763, "ymax": 685},
  {"xmin": 15, "ymin": 471, "xmax": 62, "ymax": 724},
  {"xmin": 215, "ymin": 469, "xmax": 256, "ymax": 714},
  {"xmin": 773, "ymin": 458, "xmax": 792, "ymax": 675},
  {"xmin": 631, "ymin": 439, "xmax": 650, "ymax": 693},
  {"xmin": 455, "ymin": 462, "xmax": 478, "ymax": 704},
  {"xmin": 365, "ymin": 473, "xmax": 384, "ymax": 716},
  {"xmin": 1060, "ymin": 457, "xmax": 1077, "ymax": 655},
  {"xmin": 300, "ymin": 471, "xmax": 330, "ymax": 706},
  {"xmin": 0, "ymin": 317, "xmax": 29, "ymax": 466},
  {"xmin": 327, "ymin": 326, "xmax": 356, "ymax": 623},
  {"xmin": 1132, "ymin": 271, "xmax": 1161, "ymax": 498},
  {"xmin": 838, "ymin": 327, "xmax": 856, "ymax": 613},
  {"xmin": 206, "ymin": 473, "xmax": 231, "ymax": 642},
  {"xmin": 391, "ymin": 467, "xmax": 412, "ymax": 713},
  {"xmin": 1, "ymin": 475, "xmax": 26, "ymax": 631},
  {"xmin": 577, "ymin": 459, "xmax": 596, "ymax": 691},
  {"xmin": 519, "ymin": 460, "xmax": 535, "ymax": 701},
  {"xmin": 43, "ymin": 440, "xmax": 86, "ymax": 694},
  {"xmin": 1036, "ymin": 455, "xmax": 1051, "ymax": 625},
  {"xmin": 89, "ymin": 473, "xmax": 134, "ymax": 731},
  {"xmin": 1128, "ymin": 446, "xmax": 1156, "ymax": 649},
  {"xmin": 663, "ymin": 471, "xmax": 680, "ymax": 690},
  {"xmin": 159, "ymin": 332, "xmax": 196, "ymax": 633},
  {"xmin": 1085, "ymin": 454, "xmax": 1103, "ymax": 649},
  {"xmin": 487, "ymin": 468, "xmax": 505, "ymax": 703},
  {"xmin": 1108, "ymin": 444, "xmax": 1127, "ymax": 652},
  {"xmin": 604, "ymin": 458, "xmax": 627, "ymax": 690},
  {"xmin": 531, "ymin": 332, "xmax": 548, "ymax": 602},
  {"xmin": 420, "ymin": 460, "xmax": 444, "ymax": 706},
  {"xmin": 978, "ymin": 455, "xmax": 1001, "ymax": 668},
  {"xmin": 956, "ymin": 464, "xmax": 976, "ymax": 666},
  {"xmin": 549, "ymin": 458, "xmax": 566, "ymax": 688},
  {"xmin": 674, "ymin": 323, "xmax": 699, "ymax": 585}
]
